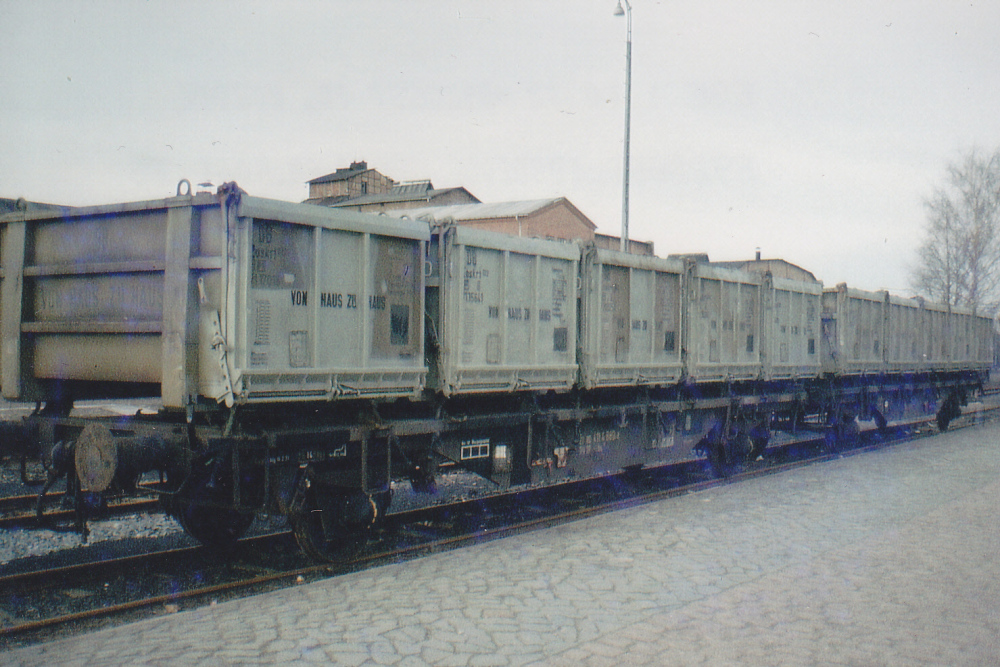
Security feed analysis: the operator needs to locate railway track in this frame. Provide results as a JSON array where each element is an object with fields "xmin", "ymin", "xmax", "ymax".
[
  {"xmin": 0, "ymin": 494, "xmax": 162, "ymax": 531},
  {"xmin": 2, "ymin": 401, "xmax": 996, "ymax": 649}
]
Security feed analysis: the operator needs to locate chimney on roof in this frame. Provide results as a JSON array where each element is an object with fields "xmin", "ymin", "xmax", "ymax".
[
  {"xmin": 350, "ymin": 161, "xmax": 368, "ymax": 171},
  {"xmin": 755, "ymin": 247, "xmax": 761, "ymax": 261}
]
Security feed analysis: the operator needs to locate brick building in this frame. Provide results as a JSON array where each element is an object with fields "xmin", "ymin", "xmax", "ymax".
[
  {"xmin": 305, "ymin": 161, "xmax": 652, "ymax": 252},
  {"xmin": 305, "ymin": 162, "xmax": 396, "ymax": 205},
  {"xmin": 387, "ymin": 198, "xmax": 597, "ymax": 243},
  {"xmin": 304, "ymin": 162, "xmax": 478, "ymax": 212}
]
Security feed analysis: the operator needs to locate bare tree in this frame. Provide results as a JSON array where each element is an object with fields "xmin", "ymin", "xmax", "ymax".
[{"xmin": 912, "ymin": 148, "xmax": 1000, "ymax": 312}]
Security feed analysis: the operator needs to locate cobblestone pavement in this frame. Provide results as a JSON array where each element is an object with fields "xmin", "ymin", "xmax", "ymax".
[{"xmin": 5, "ymin": 420, "xmax": 1000, "ymax": 666}]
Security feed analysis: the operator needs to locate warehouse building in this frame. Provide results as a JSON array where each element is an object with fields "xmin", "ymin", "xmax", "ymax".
[
  {"xmin": 304, "ymin": 162, "xmax": 478, "ymax": 211},
  {"xmin": 305, "ymin": 161, "xmax": 652, "ymax": 254}
]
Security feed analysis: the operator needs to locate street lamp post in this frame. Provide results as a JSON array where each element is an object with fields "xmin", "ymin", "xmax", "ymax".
[{"xmin": 614, "ymin": 0, "xmax": 632, "ymax": 253}]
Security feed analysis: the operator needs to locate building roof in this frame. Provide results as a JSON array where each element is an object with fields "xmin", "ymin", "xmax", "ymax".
[
  {"xmin": 322, "ymin": 183, "xmax": 480, "ymax": 208},
  {"xmin": 385, "ymin": 197, "xmax": 596, "ymax": 229},
  {"xmin": 307, "ymin": 161, "xmax": 373, "ymax": 185},
  {"xmin": 710, "ymin": 258, "xmax": 819, "ymax": 283}
]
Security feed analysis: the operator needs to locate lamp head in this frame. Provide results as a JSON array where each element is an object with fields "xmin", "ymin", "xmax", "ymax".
[{"xmin": 614, "ymin": 1, "xmax": 625, "ymax": 16}]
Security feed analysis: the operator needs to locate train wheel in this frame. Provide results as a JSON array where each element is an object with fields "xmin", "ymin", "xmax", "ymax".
[
  {"xmin": 289, "ymin": 487, "xmax": 385, "ymax": 562},
  {"xmin": 872, "ymin": 409, "xmax": 888, "ymax": 434},
  {"xmin": 824, "ymin": 413, "xmax": 859, "ymax": 452},
  {"xmin": 936, "ymin": 393, "xmax": 961, "ymax": 432},
  {"xmin": 171, "ymin": 464, "xmax": 255, "ymax": 551},
  {"xmin": 706, "ymin": 443, "xmax": 728, "ymax": 478},
  {"xmin": 747, "ymin": 431, "xmax": 770, "ymax": 461},
  {"xmin": 746, "ymin": 417, "xmax": 771, "ymax": 461},
  {"xmin": 176, "ymin": 499, "xmax": 256, "ymax": 552},
  {"xmin": 695, "ymin": 424, "xmax": 727, "ymax": 478}
]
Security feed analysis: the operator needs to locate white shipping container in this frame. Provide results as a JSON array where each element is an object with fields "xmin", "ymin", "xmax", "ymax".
[
  {"xmin": 822, "ymin": 284, "xmax": 993, "ymax": 375},
  {"xmin": 1, "ymin": 188, "xmax": 430, "ymax": 407},
  {"xmin": 821, "ymin": 285, "xmax": 887, "ymax": 375},
  {"xmin": 433, "ymin": 225, "xmax": 578, "ymax": 396},
  {"xmin": 764, "ymin": 276, "xmax": 823, "ymax": 380},
  {"xmin": 234, "ymin": 198, "xmax": 428, "ymax": 403},
  {"xmin": 686, "ymin": 263, "xmax": 763, "ymax": 382},
  {"xmin": 578, "ymin": 247, "xmax": 685, "ymax": 389}
]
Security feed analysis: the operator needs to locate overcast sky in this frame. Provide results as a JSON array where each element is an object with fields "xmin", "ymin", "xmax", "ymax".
[{"xmin": 3, "ymin": 1, "xmax": 999, "ymax": 293}]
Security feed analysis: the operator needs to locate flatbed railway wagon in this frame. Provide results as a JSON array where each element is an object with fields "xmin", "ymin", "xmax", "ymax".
[{"xmin": 0, "ymin": 184, "xmax": 992, "ymax": 560}]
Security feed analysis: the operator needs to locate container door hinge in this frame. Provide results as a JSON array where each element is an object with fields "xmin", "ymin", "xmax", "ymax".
[{"xmin": 208, "ymin": 310, "xmax": 235, "ymax": 408}]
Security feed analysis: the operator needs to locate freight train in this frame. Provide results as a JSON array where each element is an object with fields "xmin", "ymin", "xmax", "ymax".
[{"xmin": 0, "ymin": 183, "xmax": 992, "ymax": 560}]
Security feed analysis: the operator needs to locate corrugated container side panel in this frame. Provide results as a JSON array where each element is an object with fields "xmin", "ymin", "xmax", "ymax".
[
  {"xmin": 965, "ymin": 314, "xmax": 974, "ymax": 362},
  {"xmin": 722, "ymin": 281, "xmax": 738, "ymax": 361},
  {"xmin": 693, "ymin": 277, "xmax": 721, "ymax": 365},
  {"xmin": 505, "ymin": 252, "xmax": 535, "ymax": 363},
  {"xmin": 966, "ymin": 315, "xmax": 976, "ymax": 362},
  {"xmin": 926, "ymin": 309, "xmax": 938, "ymax": 363},
  {"xmin": 767, "ymin": 283, "xmax": 822, "ymax": 378},
  {"xmin": 962, "ymin": 315, "xmax": 972, "ymax": 363},
  {"xmin": 654, "ymin": 271, "xmax": 682, "ymax": 364},
  {"xmin": 367, "ymin": 235, "xmax": 423, "ymax": 364},
  {"xmin": 900, "ymin": 304, "xmax": 915, "ymax": 362},
  {"xmin": 940, "ymin": 309, "xmax": 953, "ymax": 362},
  {"xmin": 954, "ymin": 313, "xmax": 967, "ymax": 362},
  {"xmin": 839, "ymin": 292, "xmax": 886, "ymax": 370},
  {"xmin": 802, "ymin": 291, "xmax": 821, "ymax": 367},
  {"xmin": 930, "ymin": 309, "xmax": 946, "ymax": 361},
  {"xmin": 979, "ymin": 316, "xmax": 994, "ymax": 363},
  {"xmin": 601, "ymin": 264, "xmax": 630, "ymax": 363},
  {"xmin": 628, "ymin": 268, "xmax": 653, "ymax": 363},
  {"xmin": 455, "ymin": 245, "xmax": 504, "ymax": 367},
  {"xmin": 774, "ymin": 289, "xmax": 790, "ymax": 363},
  {"xmin": 888, "ymin": 303, "xmax": 900, "ymax": 361},
  {"xmin": 244, "ymin": 219, "xmax": 315, "ymax": 371},
  {"xmin": 887, "ymin": 300, "xmax": 919, "ymax": 368},
  {"xmin": 968, "ymin": 314, "xmax": 983, "ymax": 364},
  {"xmin": 737, "ymin": 282, "xmax": 759, "ymax": 365},
  {"xmin": 538, "ymin": 255, "xmax": 575, "ymax": 366},
  {"xmin": 912, "ymin": 306, "xmax": 925, "ymax": 364},
  {"xmin": 908, "ymin": 305, "xmax": 921, "ymax": 362},
  {"xmin": 314, "ymin": 228, "xmax": 364, "ymax": 367}
]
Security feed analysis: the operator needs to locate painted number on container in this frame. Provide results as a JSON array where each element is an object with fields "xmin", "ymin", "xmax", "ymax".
[{"xmin": 463, "ymin": 249, "xmax": 487, "ymax": 304}]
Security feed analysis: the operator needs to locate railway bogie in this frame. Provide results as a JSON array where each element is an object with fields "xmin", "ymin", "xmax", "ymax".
[{"xmin": 0, "ymin": 184, "xmax": 993, "ymax": 561}]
